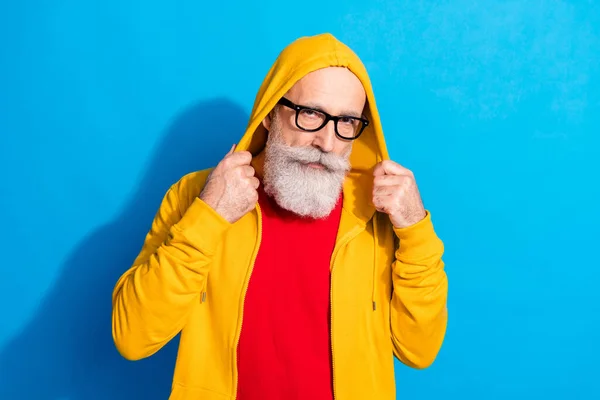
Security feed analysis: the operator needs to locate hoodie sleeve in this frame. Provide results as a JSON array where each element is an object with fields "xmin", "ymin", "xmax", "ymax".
[
  {"xmin": 389, "ymin": 211, "xmax": 448, "ymax": 369},
  {"xmin": 111, "ymin": 181, "xmax": 231, "ymax": 361}
]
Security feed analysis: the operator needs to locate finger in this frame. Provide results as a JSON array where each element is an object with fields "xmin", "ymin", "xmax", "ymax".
[
  {"xmin": 373, "ymin": 162, "xmax": 386, "ymax": 177},
  {"xmin": 372, "ymin": 193, "xmax": 396, "ymax": 212},
  {"xmin": 372, "ymin": 194, "xmax": 390, "ymax": 211},
  {"xmin": 249, "ymin": 176, "xmax": 260, "ymax": 189},
  {"xmin": 239, "ymin": 165, "xmax": 255, "ymax": 177},
  {"xmin": 373, "ymin": 185, "xmax": 397, "ymax": 197},
  {"xmin": 223, "ymin": 143, "xmax": 236, "ymax": 158},
  {"xmin": 380, "ymin": 160, "xmax": 412, "ymax": 176},
  {"xmin": 224, "ymin": 150, "xmax": 253, "ymax": 167},
  {"xmin": 250, "ymin": 190, "xmax": 259, "ymax": 205},
  {"xmin": 373, "ymin": 174, "xmax": 408, "ymax": 187}
]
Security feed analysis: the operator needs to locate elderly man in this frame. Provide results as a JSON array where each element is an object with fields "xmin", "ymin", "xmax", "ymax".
[{"xmin": 112, "ymin": 33, "xmax": 448, "ymax": 400}]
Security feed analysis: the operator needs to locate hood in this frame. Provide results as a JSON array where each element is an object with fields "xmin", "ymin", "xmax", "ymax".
[{"xmin": 236, "ymin": 33, "xmax": 390, "ymax": 225}]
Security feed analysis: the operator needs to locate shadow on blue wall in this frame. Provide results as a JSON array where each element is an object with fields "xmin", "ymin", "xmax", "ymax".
[{"xmin": 0, "ymin": 99, "xmax": 249, "ymax": 399}]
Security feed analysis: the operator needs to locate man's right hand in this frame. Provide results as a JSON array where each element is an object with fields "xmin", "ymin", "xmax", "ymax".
[{"xmin": 199, "ymin": 144, "xmax": 260, "ymax": 224}]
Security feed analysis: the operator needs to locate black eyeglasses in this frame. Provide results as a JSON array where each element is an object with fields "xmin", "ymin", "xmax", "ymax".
[{"xmin": 276, "ymin": 97, "xmax": 369, "ymax": 140}]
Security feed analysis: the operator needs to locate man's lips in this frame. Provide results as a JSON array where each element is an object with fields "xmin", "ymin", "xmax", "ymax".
[
  {"xmin": 295, "ymin": 159, "xmax": 331, "ymax": 171},
  {"xmin": 306, "ymin": 162, "xmax": 325, "ymax": 170}
]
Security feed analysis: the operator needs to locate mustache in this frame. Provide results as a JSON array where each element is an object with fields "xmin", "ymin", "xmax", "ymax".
[{"xmin": 271, "ymin": 141, "xmax": 351, "ymax": 172}]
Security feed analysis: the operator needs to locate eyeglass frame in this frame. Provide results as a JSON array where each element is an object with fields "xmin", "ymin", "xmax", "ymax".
[{"xmin": 276, "ymin": 97, "xmax": 369, "ymax": 140}]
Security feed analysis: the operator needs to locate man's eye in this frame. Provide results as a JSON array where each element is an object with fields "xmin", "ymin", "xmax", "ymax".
[{"xmin": 302, "ymin": 109, "xmax": 320, "ymax": 118}]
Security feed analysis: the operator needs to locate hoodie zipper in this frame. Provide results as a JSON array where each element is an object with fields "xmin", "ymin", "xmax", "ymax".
[
  {"xmin": 329, "ymin": 225, "xmax": 362, "ymax": 399},
  {"xmin": 233, "ymin": 203, "xmax": 263, "ymax": 398}
]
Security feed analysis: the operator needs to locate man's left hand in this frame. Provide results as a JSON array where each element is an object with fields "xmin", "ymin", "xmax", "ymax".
[{"xmin": 372, "ymin": 160, "xmax": 427, "ymax": 229}]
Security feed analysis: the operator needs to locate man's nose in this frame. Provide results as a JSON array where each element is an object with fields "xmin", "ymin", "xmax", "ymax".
[{"xmin": 312, "ymin": 120, "xmax": 336, "ymax": 153}]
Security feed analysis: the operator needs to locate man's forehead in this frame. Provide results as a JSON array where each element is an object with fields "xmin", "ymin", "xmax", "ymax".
[
  {"xmin": 292, "ymin": 67, "xmax": 363, "ymax": 89},
  {"xmin": 286, "ymin": 67, "xmax": 367, "ymax": 114}
]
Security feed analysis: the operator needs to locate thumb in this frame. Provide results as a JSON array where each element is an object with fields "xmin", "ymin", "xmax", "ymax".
[
  {"xmin": 375, "ymin": 160, "xmax": 407, "ymax": 176},
  {"xmin": 373, "ymin": 162, "xmax": 387, "ymax": 177},
  {"xmin": 227, "ymin": 144, "xmax": 237, "ymax": 156}
]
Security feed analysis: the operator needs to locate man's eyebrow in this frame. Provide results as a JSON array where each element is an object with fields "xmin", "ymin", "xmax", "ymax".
[{"xmin": 303, "ymin": 102, "xmax": 363, "ymax": 118}]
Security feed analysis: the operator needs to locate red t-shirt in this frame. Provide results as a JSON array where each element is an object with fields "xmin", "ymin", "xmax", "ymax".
[{"xmin": 236, "ymin": 183, "xmax": 343, "ymax": 399}]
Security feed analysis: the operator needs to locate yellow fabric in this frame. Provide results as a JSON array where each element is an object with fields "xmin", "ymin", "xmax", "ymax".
[{"xmin": 112, "ymin": 33, "xmax": 448, "ymax": 400}]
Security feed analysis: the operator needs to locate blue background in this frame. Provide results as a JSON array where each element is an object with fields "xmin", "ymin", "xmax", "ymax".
[{"xmin": 1, "ymin": 1, "xmax": 598, "ymax": 399}]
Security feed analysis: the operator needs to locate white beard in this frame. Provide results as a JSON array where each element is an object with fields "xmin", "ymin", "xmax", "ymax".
[{"xmin": 263, "ymin": 115, "xmax": 352, "ymax": 219}]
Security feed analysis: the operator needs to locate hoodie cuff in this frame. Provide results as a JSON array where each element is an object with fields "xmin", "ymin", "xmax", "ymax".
[
  {"xmin": 172, "ymin": 197, "xmax": 231, "ymax": 255},
  {"xmin": 393, "ymin": 211, "xmax": 444, "ymax": 262}
]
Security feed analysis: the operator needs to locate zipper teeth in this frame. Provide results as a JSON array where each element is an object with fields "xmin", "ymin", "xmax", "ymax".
[
  {"xmin": 330, "ymin": 226, "xmax": 361, "ymax": 399},
  {"xmin": 233, "ymin": 204, "xmax": 263, "ymax": 398}
]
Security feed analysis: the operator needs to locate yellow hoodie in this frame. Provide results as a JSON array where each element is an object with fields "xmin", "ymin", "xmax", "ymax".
[{"xmin": 112, "ymin": 33, "xmax": 448, "ymax": 399}]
